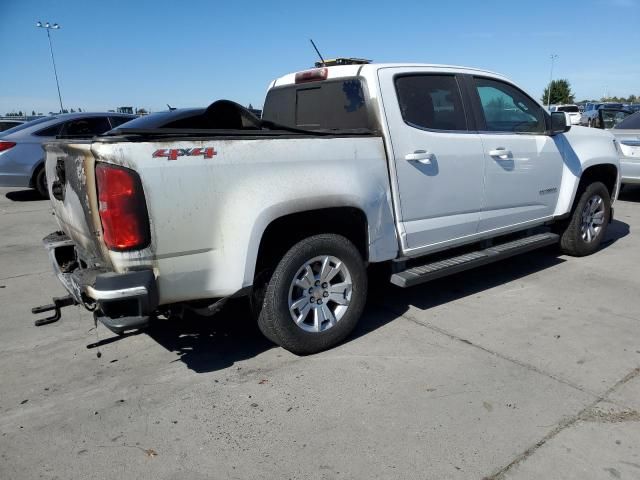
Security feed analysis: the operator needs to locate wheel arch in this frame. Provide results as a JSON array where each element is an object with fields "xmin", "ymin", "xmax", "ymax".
[
  {"xmin": 577, "ymin": 163, "xmax": 618, "ymax": 199},
  {"xmin": 253, "ymin": 207, "xmax": 370, "ymax": 281},
  {"xmin": 29, "ymin": 160, "xmax": 45, "ymax": 188}
]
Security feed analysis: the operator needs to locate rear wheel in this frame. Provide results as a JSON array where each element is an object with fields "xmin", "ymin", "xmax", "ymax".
[
  {"xmin": 34, "ymin": 167, "xmax": 49, "ymax": 199},
  {"xmin": 257, "ymin": 234, "xmax": 367, "ymax": 355},
  {"xmin": 558, "ymin": 182, "xmax": 611, "ymax": 256}
]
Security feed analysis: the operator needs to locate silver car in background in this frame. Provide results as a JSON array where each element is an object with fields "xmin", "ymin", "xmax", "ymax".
[
  {"xmin": 611, "ymin": 111, "xmax": 640, "ymax": 185},
  {"xmin": 0, "ymin": 113, "xmax": 135, "ymax": 197}
]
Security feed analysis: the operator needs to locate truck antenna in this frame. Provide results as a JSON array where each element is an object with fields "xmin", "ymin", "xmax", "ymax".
[{"xmin": 309, "ymin": 39, "xmax": 326, "ymax": 66}]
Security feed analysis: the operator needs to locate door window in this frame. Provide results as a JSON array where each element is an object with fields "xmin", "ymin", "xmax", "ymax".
[
  {"xmin": 394, "ymin": 75, "xmax": 467, "ymax": 131},
  {"xmin": 109, "ymin": 116, "xmax": 133, "ymax": 128},
  {"xmin": 34, "ymin": 123, "xmax": 63, "ymax": 137},
  {"xmin": 62, "ymin": 117, "xmax": 111, "ymax": 136},
  {"xmin": 474, "ymin": 78, "xmax": 545, "ymax": 133}
]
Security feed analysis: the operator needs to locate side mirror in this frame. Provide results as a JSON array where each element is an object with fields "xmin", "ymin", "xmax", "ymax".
[{"xmin": 549, "ymin": 111, "xmax": 571, "ymax": 135}]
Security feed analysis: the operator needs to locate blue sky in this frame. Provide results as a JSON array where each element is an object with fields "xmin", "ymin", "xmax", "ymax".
[{"xmin": 1, "ymin": 0, "xmax": 638, "ymax": 114}]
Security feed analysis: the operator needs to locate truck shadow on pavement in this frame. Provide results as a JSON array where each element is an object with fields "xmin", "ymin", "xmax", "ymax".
[
  {"xmin": 142, "ymin": 220, "xmax": 629, "ymax": 374},
  {"xmin": 363, "ymin": 220, "xmax": 629, "ymax": 324},
  {"xmin": 5, "ymin": 189, "xmax": 46, "ymax": 202},
  {"xmin": 619, "ymin": 184, "xmax": 640, "ymax": 203},
  {"xmin": 146, "ymin": 300, "xmax": 274, "ymax": 373}
]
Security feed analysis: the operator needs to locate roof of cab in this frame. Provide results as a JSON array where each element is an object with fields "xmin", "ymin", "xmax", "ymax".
[{"xmin": 269, "ymin": 63, "xmax": 508, "ymax": 89}]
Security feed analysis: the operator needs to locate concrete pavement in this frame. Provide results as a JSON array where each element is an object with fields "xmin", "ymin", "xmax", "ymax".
[{"xmin": 1, "ymin": 185, "xmax": 638, "ymax": 479}]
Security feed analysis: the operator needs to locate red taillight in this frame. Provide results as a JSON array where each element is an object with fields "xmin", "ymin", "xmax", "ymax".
[
  {"xmin": 96, "ymin": 163, "xmax": 150, "ymax": 251},
  {"xmin": 294, "ymin": 67, "xmax": 328, "ymax": 84},
  {"xmin": 0, "ymin": 141, "xmax": 16, "ymax": 153}
]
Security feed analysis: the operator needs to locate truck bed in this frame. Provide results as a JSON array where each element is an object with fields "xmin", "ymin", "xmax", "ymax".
[{"xmin": 44, "ymin": 133, "xmax": 396, "ymax": 304}]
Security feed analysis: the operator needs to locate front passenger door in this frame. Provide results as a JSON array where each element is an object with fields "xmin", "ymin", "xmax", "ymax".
[{"xmin": 470, "ymin": 77, "xmax": 564, "ymax": 234}]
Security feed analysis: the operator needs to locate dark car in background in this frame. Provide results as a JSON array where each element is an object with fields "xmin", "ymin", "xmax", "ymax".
[
  {"xmin": 580, "ymin": 102, "xmax": 624, "ymax": 127},
  {"xmin": 0, "ymin": 119, "xmax": 24, "ymax": 132}
]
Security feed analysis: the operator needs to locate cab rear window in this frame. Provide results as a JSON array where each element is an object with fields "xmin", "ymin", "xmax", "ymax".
[{"xmin": 262, "ymin": 78, "xmax": 373, "ymax": 131}]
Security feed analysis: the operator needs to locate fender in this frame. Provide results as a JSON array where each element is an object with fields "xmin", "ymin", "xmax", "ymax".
[{"xmin": 553, "ymin": 126, "xmax": 620, "ymax": 217}]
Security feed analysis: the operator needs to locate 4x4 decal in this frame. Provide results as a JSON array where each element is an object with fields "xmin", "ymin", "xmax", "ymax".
[{"xmin": 152, "ymin": 147, "xmax": 217, "ymax": 161}]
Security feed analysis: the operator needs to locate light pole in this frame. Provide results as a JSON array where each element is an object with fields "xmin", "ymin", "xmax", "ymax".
[
  {"xmin": 36, "ymin": 21, "xmax": 64, "ymax": 113},
  {"xmin": 546, "ymin": 54, "xmax": 559, "ymax": 109}
]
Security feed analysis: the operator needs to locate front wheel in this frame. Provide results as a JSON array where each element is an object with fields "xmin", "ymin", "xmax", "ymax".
[
  {"xmin": 558, "ymin": 182, "xmax": 611, "ymax": 256},
  {"xmin": 257, "ymin": 234, "xmax": 367, "ymax": 355}
]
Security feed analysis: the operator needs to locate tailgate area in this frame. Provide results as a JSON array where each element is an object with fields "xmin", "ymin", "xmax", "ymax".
[
  {"xmin": 45, "ymin": 140, "xmax": 108, "ymax": 267},
  {"xmin": 42, "ymin": 231, "xmax": 158, "ymax": 334}
]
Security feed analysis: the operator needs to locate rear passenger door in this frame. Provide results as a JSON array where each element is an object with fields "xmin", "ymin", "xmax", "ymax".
[
  {"xmin": 468, "ymin": 76, "xmax": 563, "ymax": 233},
  {"xmin": 378, "ymin": 68, "xmax": 486, "ymax": 254}
]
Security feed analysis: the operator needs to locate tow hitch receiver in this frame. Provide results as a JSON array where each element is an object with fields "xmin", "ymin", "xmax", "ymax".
[{"xmin": 32, "ymin": 295, "xmax": 77, "ymax": 326}]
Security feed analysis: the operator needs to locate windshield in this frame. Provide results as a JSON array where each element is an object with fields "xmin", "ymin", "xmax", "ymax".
[
  {"xmin": 0, "ymin": 116, "xmax": 56, "ymax": 135},
  {"xmin": 557, "ymin": 105, "xmax": 579, "ymax": 113},
  {"xmin": 615, "ymin": 111, "xmax": 640, "ymax": 130}
]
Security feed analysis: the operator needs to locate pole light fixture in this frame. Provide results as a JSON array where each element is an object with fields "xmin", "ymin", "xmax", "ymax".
[
  {"xmin": 546, "ymin": 54, "xmax": 559, "ymax": 110},
  {"xmin": 36, "ymin": 20, "xmax": 64, "ymax": 113}
]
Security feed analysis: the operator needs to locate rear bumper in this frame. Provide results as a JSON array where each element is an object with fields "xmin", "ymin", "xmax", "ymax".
[{"xmin": 44, "ymin": 232, "xmax": 158, "ymax": 332}]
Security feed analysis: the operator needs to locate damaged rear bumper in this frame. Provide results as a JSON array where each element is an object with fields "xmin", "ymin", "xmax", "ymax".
[{"xmin": 43, "ymin": 232, "xmax": 158, "ymax": 333}]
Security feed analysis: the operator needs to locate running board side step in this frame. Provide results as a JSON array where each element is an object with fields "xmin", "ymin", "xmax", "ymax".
[{"xmin": 391, "ymin": 233, "xmax": 559, "ymax": 288}]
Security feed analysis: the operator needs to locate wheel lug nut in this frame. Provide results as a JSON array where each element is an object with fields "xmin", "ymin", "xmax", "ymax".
[
  {"xmin": 308, "ymin": 288, "xmax": 313, "ymax": 294},
  {"xmin": 322, "ymin": 282, "xmax": 328, "ymax": 288},
  {"xmin": 317, "ymin": 299, "xmax": 322, "ymax": 304},
  {"xmin": 323, "ymin": 291, "xmax": 329, "ymax": 297},
  {"xmin": 310, "ymin": 298, "xmax": 315, "ymax": 303},
  {"xmin": 315, "ymin": 280, "xmax": 320, "ymax": 286}
]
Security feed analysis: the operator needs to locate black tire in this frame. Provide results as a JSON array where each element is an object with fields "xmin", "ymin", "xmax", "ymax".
[
  {"xmin": 249, "ymin": 269, "xmax": 280, "ymax": 345},
  {"xmin": 257, "ymin": 234, "xmax": 367, "ymax": 355},
  {"xmin": 34, "ymin": 167, "xmax": 49, "ymax": 199},
  {"xmin": 558, "ymin": 181, "xmax": 611, "ymax": 256}
]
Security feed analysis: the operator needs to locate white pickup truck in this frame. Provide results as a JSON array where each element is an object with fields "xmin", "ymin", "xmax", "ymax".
[{"xmin": 36, "ymin": 61, "xmax": 622, "ymax": 354}]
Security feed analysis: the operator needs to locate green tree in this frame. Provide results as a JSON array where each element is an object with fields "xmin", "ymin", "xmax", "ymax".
[{"xmin": 541, "ymin": 79, "xmax": 575, "ymax": 105}]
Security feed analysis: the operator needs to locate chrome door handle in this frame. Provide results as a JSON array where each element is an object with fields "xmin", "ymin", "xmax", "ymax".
[
  {"xmin": 489, "ymin": 148, "xmax": 512, "ymax": 159},
  {"xmin": 405, "ymin": 150, "xmax": 433, "ymax": 164}
]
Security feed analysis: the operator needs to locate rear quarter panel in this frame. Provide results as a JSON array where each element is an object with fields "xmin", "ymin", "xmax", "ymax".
[
  {"xmin": 0, "ymin": 142, "xmax": 45, "ymax": 187},
  {"xmin": 92, "ymin": 137, "xmax": 397, "ymax": 303}
]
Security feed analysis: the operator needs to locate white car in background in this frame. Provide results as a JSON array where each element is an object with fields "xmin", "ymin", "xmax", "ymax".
[{"xmin": 550, "ymin": 104, "xmax": 581, "ymax": 125}]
